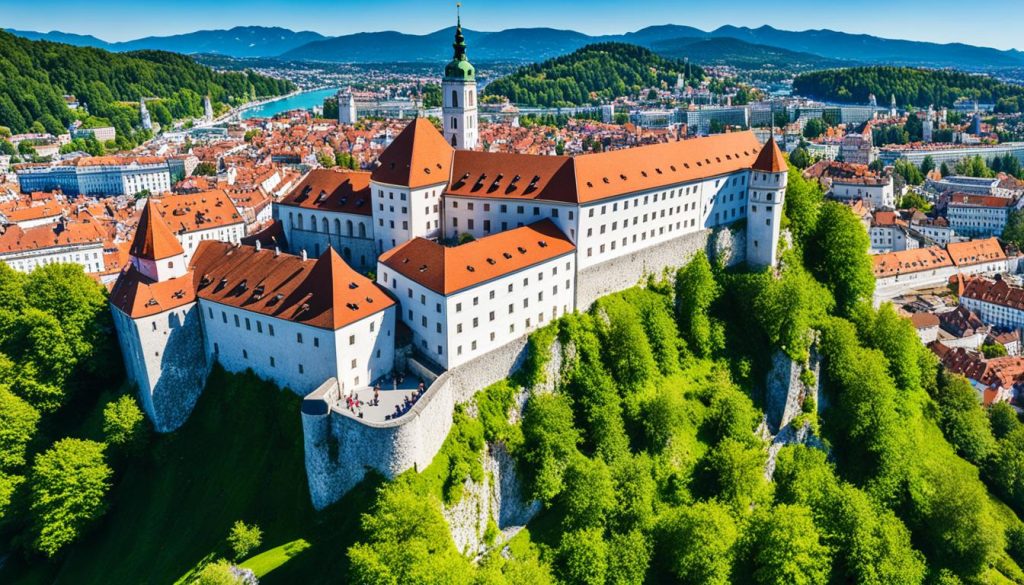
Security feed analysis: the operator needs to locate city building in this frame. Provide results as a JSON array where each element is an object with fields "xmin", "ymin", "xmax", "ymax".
[
  {"xmin": 947, "ymin": 194, "xmax": 1014, "ymax": 238},
  {"xmin": 961, "ymin": 276, "xmax": 1024, "ymax": 332},
  {"xmin": 337, "ymin": 89, "xmax": 357, "ymax": 125},
  {"xmin": 16, "ymin": 156, "xmax": 172, "ymax": 197},
  {"xmin": 149, "ymin": 191, "xmax": 246, "ymax": 264}
]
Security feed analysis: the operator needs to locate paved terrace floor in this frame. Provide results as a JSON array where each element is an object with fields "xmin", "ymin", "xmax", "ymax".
[{"xmin": 332, "ymin": 375, "xmax": 427, "ymax": 423}]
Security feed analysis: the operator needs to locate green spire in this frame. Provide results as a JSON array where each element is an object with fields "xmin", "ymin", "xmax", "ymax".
[{"xmin": 445, "ymin": 6, "xmax": 474, "ymax": 82}]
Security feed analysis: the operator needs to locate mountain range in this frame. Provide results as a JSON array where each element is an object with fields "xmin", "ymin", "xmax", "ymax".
[
  {"xmin": 5, "ymin": 26, "xmax": 325, "ymax": 58},
  {"xmin": 7, "ymin": 24, "xmax": 1024, "ymax": 70}
]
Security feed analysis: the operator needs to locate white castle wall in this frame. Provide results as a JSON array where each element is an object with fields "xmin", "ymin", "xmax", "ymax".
[
  {"xmin": 576, "ymin": 226, "xmax": 745, "ymax": 310},
  {"xmin": 111, "ymin": 303, "xmax": 209, "ymax": 432}
]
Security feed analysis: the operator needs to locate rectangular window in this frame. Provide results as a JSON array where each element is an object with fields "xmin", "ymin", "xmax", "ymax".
[{"xmin": 297, "ymin": 333, "xmax": 303, "ymax": 343}]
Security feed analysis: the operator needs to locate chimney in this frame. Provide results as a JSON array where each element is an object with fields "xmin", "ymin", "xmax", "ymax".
[
  {"xmin": 301, "ymin": 249, "xmax": 307, "ymax": 261},
  {"xmin": 255, "ymin": 240, "xmax": 261, "ymax": 251},
  {"xmin": 274, "ymin": 246, "xmax": 280, "ymax": 257}
]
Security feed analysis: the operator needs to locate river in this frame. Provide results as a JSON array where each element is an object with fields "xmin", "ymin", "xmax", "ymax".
[{"xmin": 240, "ymin": 87, "xmax": 340, "ymax": 120}]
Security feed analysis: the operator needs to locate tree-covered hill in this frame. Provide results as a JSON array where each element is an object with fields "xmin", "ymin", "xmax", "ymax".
[
  {"xmin": 0, "ymin": 30, "xmax": 294, "ymax": 145},
  {"xmin": 482, "ymin": 43, "xmax": 704, "ymax": 107},
  {"xmin": 651, "ymin": 36, "xmax": 848, "ymax": 71},
  {"xmin": 793, "ymin": 66, "xmax": 1024, "ymax": 112}
]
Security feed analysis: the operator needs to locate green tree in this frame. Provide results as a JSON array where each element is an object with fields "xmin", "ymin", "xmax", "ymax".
[
  {"xmin": 675, "ymin": 252, "xmax": 723, "ymax": 357},
  {"xmin": 990, "ymin": 401, "xmax": 1020, "ymax": 440},
  {"xmin": 227, "ymin": 520, "xmax": 263, "ymax": 560},
  {"xmin": 29, "ymin": 438, "xmax": 112, "ymax": 557},
  {"xmin": 741, "ymin": 504, "xmax": 831, "ymax": 585},
  {"xmin": 193, "ymin": 559, "xmax": 243, "ymax": 585},
  {"xmin": 753, "ymin": 264, "xmax": 833, "ymax": 361},
  {"xmin": 807, "ymin": 202, "xmax": 874, "ymax": 315},
  {"xmin": 558, "ymin": 527, "xmax": 608, "ymax": 585},
  {"xmin": 1003, "ymin": 209, "xmax": 1024, "ymax": 250},
  {"xmin": 789, "ymin": 146, "xmax": 811, "ymax": 169},
  {"xmin": 784, "ymin": 166, "xmax": 825, "ymax": 245},
  {"xmin": 803, "ymin": 118, "xmax": 828, "ymax": 139},
  {"xmin": 606, "ymin": 529, "xmax": 650, "ymax": 585},
  {"xmin": 981, "ymin": 343, "xmax": 1008, "ymax": 358},
  {"xmin": 521, "ymin": 393, "xmax": 581, "ymax": 502},
  {"xmin": 705, "ymin": 437, "xmax": 769, "ymax": 510},
  {"xmin": 0, "ymin": 386, "xmax": 40, "ymax": 470},
  {"xmin": 657, "ymin": 500, "xmax": 737, "ymax": 585},
  {"xmin": 931, "ymin": 373, "xmax": 996, "ymax": 464},
  {"xmin": 560, "ymin": 456, "xmax": 615, "ymax": 531}
]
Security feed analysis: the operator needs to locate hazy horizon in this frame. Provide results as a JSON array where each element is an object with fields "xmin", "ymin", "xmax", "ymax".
[{"xmin": 3, "ymin": 0, "xmax": 1023, "ymax": 52}]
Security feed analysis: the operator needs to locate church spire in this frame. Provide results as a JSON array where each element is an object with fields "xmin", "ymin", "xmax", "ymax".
[{"xmin": 452, "ymin": 3, "xmax": 467, "ymax": 62}]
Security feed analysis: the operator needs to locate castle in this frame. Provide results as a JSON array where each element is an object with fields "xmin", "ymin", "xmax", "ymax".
[{"xmin": 109, "ymin": 20, "xmax": 787, "ymax": 504}]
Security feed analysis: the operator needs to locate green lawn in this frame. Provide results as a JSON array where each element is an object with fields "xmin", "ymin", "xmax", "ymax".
[{"xmin": 0, "ymin": 367, "xmax": 379, "ymax": 584}]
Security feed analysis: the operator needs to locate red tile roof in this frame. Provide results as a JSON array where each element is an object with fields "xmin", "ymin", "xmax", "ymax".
[
  {"xmin": 129, "ymin": 199, "xmax": 184, "ymax": 261},
  {"xmin": 151, "ymin": 191, "xmax": 243, "ymax": 234},
  {"xmin": 379, "ymin": 219, "xmax": 575, "ymax": 295},
  {"xmin": 573, "ymin": 132, "xmax": 763, "ymax": 203},
  {"xmin": 371, "ymin": 118, "xmax": 453, "ymax": 189},
  {"xmin": 445, "ymin": 151, "xmax": 577, "ymax": 203},
  {"xmin": 949, "ymin": 194, "xmax": 1014, "ymax": 208},
  {"xmin": 751, "ymin": 136, "xmax": 788, "ymax": 173},
  {"xmin": 279, "ymin": 169, "xmax": 372, "ymax": 216},
  {"xmin": 191, "ymin": 242, "xmax": 393, "ymax": 330},
  {"xmin": 872, "ymin": 246, "xmax": 953, "ymax": 277},
  {"xmin": 947, "ymin": 238, "xmax": 1006, "ymax": 267},
  {"xmin": 109, "ymin": 268, "xmax": 195, "ymax": 319},
  {"xmin": 962, "ymin": 277, "xmax": 1024, "ymax": 311}
]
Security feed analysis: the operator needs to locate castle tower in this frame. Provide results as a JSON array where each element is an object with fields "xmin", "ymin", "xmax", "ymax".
[
  {"xmin": 747, "ymin": 137, "xmax": 788, "ymax": 269},
  {"xmin": 923, "ymin": 105, "xmax": 934, "ymax": 143},
  {"xmin": 203, "ymin": 95, "xmax": 214, "ymax": 122},
  {"xmin": 129, "ymin": 198, "xmax": 187, "ymax": 282},
  {"xmin": 140, "ymin": 98, "xmax": 152, "ymax": 131},
  {"xmin": 441, "ymin": 10, "xmax": 478, "ymax": 149},
  {"xmin": 110, "ymin": 197, "xmax": 207, "ymax": 433},
  {"xmin": 338, "ymin": 88, "xmax": 357, "ymax": 125}
]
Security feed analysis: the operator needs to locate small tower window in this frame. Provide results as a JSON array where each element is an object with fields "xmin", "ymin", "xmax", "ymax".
[
  {"xmin": 451, "ymin": 90, "xmax": 458, "ymax": 108},
  {"xmin": 452, "ymin": 117, "xmax": 458, "ymax": 130}
]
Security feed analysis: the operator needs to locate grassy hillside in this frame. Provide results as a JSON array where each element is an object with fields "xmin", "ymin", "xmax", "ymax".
[
  {"xmin": 0, "ymin": 367, "xmax": 376, "ymax": 584},
  {"xmin": 651, "ymin": 36, "xmax": 848, "ymax": 71}
]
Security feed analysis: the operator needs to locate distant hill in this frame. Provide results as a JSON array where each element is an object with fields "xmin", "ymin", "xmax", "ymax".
[
  {"xmin": 4, "ymin": 26, "xmax": 325, "ymax": 58},
  {"xmin": 0, "ymin": 30, "xmax": 294, "ymax": 141},
  {"xmin": 482, "ymin": 43, "xmax": 703, "ymax": 107},
  {"xmin": 792, "ymin": 66, "xmax": 1024, "ymax": 111},
  {"xmin": 651, "ymin": 36, "xmax": 849, "ymax": 70},
  {"xmin": 7, "ymin": 24, "xmax": 1024, "ymax": 70}
]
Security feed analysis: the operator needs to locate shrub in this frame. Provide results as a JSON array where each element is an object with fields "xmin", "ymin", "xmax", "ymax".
[{"xmin": 227, "ymin": 520, "xmax": 262, "ymax": 560}]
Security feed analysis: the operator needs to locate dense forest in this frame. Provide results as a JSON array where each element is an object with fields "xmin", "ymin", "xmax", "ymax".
[
  {"xmin": 483, "ymin": 43, "xmax": 705, "ymax": 107},
  {"xmin": 792, "ymin": 66, "xmax": 1024, "ymax": 112},
  {"xmin": 0, "ymin": 30, "xmax": 294, "ymax": 149}
]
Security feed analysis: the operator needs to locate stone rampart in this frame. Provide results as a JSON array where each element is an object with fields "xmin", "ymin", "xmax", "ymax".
[
  {"xmin": 302, "ymin": 335, "xmax": 530, "ymax": 510},
  {"xmin": 575, "ymin": 226, "xmax": 745, "ymax": 310}
]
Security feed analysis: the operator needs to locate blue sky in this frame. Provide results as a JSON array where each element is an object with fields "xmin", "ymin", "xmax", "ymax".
[{"xmin": 2, "ymin": 0, "xmax": 1023, "ymax": 50}]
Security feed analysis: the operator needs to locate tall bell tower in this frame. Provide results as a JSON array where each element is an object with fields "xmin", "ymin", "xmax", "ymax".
[{"xmin": 441, "ymin": 6, "xmax": 478, "ymax": 150}]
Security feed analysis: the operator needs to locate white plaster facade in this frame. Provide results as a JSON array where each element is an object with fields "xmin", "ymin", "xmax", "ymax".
[
  {"xmin": 747, "ymin": 168, "xmax": 787, "ymax": 268},
  {"xmin": 1, "ymin": 240, "xmax": 105, "ymax": 274},
  {"xmin": 371, "ymin": 181, "xmax": 444, "ymax": 252},
  {"xmin": 200, "ymin": 299, "xmax": 396, "ymax": 395},
  {"xmin": 378, "ymin": 252, "xmax": 574, "ymax": 370}
]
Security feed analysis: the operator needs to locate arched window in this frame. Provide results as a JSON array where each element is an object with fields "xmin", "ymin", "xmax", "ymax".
[
  {"xmin": 451, "ymin": 90, "xmax": 458, "ymax": 108},
  {"xmin": 334, "ymin": 218, "xmax": 341, "ymax": 234},
  {"xmin": 358, "ymin": 223, "xmax": 366, "ymax": 238},
  {"xmin": 322, "ymin": 218, "xmax": 329, "ymax": 233},
  {"xmin": 346, "ymin": 219, "xmax": 354, "ymax": 236},
  {"xmin": 451, "ymin": 135, "xmax": 458, "ymax": 147},
  {"xmin": 310, "ymin": 218, "xmax": 317, "ymax": 233},
  {"xmin": 343, "ymin": 247, "xmax": 352, "ymax": 260},
  {"xmin": 297, "ymin": 214, "xmax": 304, "ymax": 230},
  {"xmin": 469, "ymin": 90, "xmax": 474, "ymax": 106},
  {"xmin": 452, "ymin": 117, "xmax": 458, "ymax": 130}
]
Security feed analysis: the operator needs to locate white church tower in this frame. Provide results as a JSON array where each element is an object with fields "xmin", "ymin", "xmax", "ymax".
[
  {"xmin": 441, "ymin": 10, "xmax": 478, "ymax": 149},
  {"xmin": 746, "ymin": 137, "xmax": 788, "ymax": 269},
  {"xmin": 338, "ymin": 88, "xmax": 357, "ymax": 125}
]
